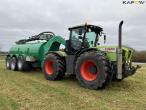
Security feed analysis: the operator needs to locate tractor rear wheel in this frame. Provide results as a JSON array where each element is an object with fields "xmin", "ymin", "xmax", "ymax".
[
  {"xmin": 75, "ymin": 51, "xmax": 110, "ymax": 89},
  {"xmin": 43, "ymin": 53, "xmax": 66, "ymax": 80}
]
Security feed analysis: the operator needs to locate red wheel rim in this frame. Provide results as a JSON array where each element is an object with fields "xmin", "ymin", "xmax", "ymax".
[
  {"xmin": 80, "ymin": 60, "xmax": 98, "ymax": 81},
  {"xmin": 45, "ymin": 60, "xmax": 54, "ymax": 75}
]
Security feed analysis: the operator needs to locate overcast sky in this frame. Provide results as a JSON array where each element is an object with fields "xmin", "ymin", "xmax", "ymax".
[{"xmin": 0, "ymin": 0, "xmax": 146, "ymax": 51}]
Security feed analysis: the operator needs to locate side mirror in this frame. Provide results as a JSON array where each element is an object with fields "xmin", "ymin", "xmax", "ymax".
[{"xmin": 104, "ymin": 35, "xmax": 106, "ymax": 44}]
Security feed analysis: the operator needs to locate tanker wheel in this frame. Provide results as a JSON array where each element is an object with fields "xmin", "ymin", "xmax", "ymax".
[
  {"xmin": 5, "ymin": 56, "xmax": 11, "ymax": 70},
  {"xmin": 43, "ymin": 53, "xmax": 66, "ymax": 80},
  {"xmin": 17, "ymin": 56, "xmax": 30, "ymax": 71},
  {"xmin": 10, "ymin": 57, "xmax": 18, "ymax": 71},
  {"xmin": 75, "ymin": 51, "xmax": 110, "ymax": 90}
]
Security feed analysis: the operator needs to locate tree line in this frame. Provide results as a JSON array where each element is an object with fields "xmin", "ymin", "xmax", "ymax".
[{"xmin": 132, "ymin": 50, "xmax": 146, "ymax": 62}]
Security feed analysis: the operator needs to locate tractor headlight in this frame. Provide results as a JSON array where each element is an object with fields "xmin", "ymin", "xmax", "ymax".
[{"xmin": 128, "ymin": 60, "xmax": 131, "ymax": 63}]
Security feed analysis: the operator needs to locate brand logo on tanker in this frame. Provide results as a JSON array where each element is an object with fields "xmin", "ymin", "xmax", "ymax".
[{"xmin": 122, "ymin": 0, "xmax": 145, "ymax": 4}]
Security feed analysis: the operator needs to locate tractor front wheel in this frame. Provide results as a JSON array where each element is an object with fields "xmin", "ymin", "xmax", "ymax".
[
  {"xmin": 43, "ymin": 53, "xmax": 66, "ymax": 80},
  {"xmin": 75, "ymin": 51, "xmax": 110, "ymax": 89}
]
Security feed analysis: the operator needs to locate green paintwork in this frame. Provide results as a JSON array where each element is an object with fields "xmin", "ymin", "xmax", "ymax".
[
  {"xmin": 9, "ymin": 36, "xmax": 65, "ymax": 67},
  {"xmin": 8, "ymin": 33, "xmax": 133, "ymax": 69},
  {"xmin": 96, "ymin": 45, "xmax": 133, "ymax": 63},
  {"xmin": 51, "ymin": 45, "xmax": 133, "ymax": 63}
]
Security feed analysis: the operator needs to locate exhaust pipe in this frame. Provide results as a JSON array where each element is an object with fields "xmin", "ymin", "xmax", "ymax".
[{"xmin": 117, "ymin": 20, "xmax": 124, "ymax": 79}]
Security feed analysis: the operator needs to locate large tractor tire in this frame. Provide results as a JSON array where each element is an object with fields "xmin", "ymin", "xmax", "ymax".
[
  {"xmin": 43, "ymin": 53, "xmax": 66, "ymax": 80},
  {"xmin": 5, "ymin": 56, "xmax": 11, "ymax": 70},
  {"xmin": 17, "ymin": 56, "xmax": 30, "ymax": 71},
  {"xmin": 75, "ymin": 51, "xmax": 110, "ymax": 90},
  {"xmin": 10, "ymin": 57, "xmax": 18, "ymax": 71}
]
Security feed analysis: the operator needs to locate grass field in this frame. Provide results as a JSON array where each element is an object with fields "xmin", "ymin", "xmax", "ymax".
[
  {"xmin": 0, "ymin": 56, "xmax": 146, "ymax": 110},
  {"xmin": 0, "ymin": 55, "xmax": 5, "ymax": 60}
]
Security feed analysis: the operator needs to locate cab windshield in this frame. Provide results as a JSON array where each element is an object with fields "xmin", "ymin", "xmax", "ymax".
[
  {"xmin": 70, "ymin": 28, "xmax": 98, "ymax": 50},
  {"xmin": 84, "ymin": 30, "xmax": 97, "ymax": 47}
]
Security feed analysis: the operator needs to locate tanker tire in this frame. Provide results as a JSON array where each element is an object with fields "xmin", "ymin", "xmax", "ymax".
[
  {"xmin": 10, "ymin": 57, "xmax": 18, "ymax": 71},
  {"xmin": 75, "ymin": 51, "xmax": 110, "ymax": 90},
  {"xmin": 5, "ymin": 56, "xmax": 11, "ymax": 70},
  {"xmin": 17, "ymin": 56, "xmax": 30, "ymax": 71},
  {"xmin": 43, "ymin": 53, "xmax": 65, "ymax": 80}
]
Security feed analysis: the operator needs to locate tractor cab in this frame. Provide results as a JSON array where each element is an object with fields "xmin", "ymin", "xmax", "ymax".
[{"xmin": 65, "ymin": 24, "xmax": 105, "ymax": 54}]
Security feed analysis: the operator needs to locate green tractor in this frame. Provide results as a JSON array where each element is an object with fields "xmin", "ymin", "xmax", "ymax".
[
  {"xmin": 6, "ymin": 21, "xmax": 140, "ymax": 89},
  {"xmin": 43, "ymin": 21, "xmax": 139, "ymax": 89}
]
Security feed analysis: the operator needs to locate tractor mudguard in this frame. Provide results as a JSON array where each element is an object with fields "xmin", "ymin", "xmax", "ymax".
[
  {"xmin": 75, "ymin": 48, "xmax": 97, "ymax": 56},
  {"xmin": 46, "ymin": 51, "xmax": 67, "ymax": 57},
  {"xmin": 41, "ymin": 51, "xmax": 67, "ymax": 69}
]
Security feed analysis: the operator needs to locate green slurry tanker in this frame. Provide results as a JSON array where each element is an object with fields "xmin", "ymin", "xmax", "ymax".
[{"xmin": 6, "ymin": 21, "xmax": 140, "ymax": 89}]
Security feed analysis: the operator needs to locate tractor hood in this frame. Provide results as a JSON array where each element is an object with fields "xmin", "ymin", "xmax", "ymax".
[{"xmin": 96, "ymin": 45, "xmax": 133, "ymax": 62}]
